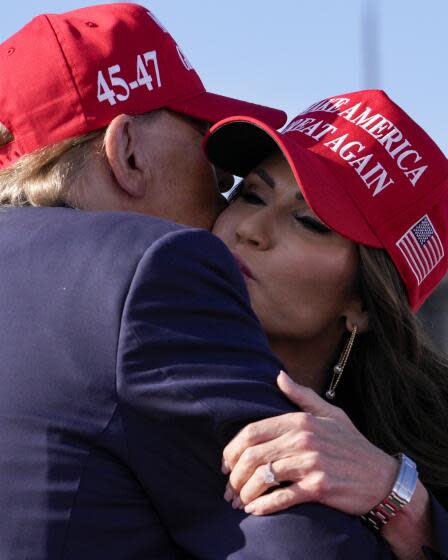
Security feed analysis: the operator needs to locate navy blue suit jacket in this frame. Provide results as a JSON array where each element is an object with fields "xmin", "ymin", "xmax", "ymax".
[{"xmin": 0, "ymin": 207, "xmax": 394, "ymax": 559}]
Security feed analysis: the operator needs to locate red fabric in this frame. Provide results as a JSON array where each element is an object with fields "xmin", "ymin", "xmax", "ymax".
[{"xmin": 0, "ymin": 3, "xmax": 286, "ymax": 169}]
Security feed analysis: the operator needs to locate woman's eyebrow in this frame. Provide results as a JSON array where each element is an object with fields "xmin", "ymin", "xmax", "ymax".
[{"xmin": 252, "ymin": 168, "xmax": 276, "ymax": 189}]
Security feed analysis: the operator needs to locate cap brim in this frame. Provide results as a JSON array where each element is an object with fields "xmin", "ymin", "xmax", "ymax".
[
  {"xmin": 205, "ymin": 116, "xmax": 382, "ymax": 248},
  {"xmin": 167, "ymin": 91, "xmax": 287, "ymax": 130}
]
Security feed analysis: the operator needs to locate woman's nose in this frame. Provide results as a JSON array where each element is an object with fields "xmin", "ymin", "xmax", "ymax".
[{"xmin": 235, "ymin": 212, "xmax": 271, "ymax": 250}]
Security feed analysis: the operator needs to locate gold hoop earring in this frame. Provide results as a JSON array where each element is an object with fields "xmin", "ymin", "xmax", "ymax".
[{"xmin": 325, "ymin": 325, "xmax": 358, "ymax": 400}]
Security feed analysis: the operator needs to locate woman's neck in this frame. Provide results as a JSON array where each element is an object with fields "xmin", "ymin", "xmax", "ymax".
[{"xmin": 268, "ymin": 334, "xmax": 342, "ymax": 396}]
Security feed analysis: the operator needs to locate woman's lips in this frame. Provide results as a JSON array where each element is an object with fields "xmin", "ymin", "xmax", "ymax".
[{"xmin": 232, "ymin": 253, "xmax": 255, "ymax": 280}]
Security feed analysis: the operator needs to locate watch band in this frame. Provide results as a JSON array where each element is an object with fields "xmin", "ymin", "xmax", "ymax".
[{"xmin": 361, "ymin": 453, "xmax": 418, "ymax": 531}]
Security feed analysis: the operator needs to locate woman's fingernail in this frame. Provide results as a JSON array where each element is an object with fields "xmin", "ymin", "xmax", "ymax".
[
  {"xmin": 232, "ymin": 496, "xmax": 241, "ymax": 509},
  {"xmin": 221, "ymin": 460, "xmax": 230, "ymax": 475},
  {"xmin": 279, "ymin": 370, "xmax": 296, "ymax": 386},
  {"xmin": 224, "ymin": 485, "xmax": 233, "ymax": 502},
  {"xmin": 244, "ymin": 503, "xmax": 256, "ymax": 514}
]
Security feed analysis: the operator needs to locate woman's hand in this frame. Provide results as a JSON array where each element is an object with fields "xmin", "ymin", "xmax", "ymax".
[
  {"xmin": 222, "ymin": 371, "xmax": 438, "ymax": 560},
  {"xmin": 222, "ymin": 371, "xmax": 399, "ymax": 516}
]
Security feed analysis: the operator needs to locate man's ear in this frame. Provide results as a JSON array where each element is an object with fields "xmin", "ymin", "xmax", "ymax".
[
  {"xmin": 344, "ymin": 297, "xmax": 370, "ymax": 334},
  {"xmin": 104, "ymin": 114, "xmax": 147, "ymax": 199}
]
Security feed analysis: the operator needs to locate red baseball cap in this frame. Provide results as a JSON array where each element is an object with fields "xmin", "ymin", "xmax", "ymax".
[
  {"xmin": 204, "ymin": 90, "xmax": 448, "ymax": 310},
  {"xmin": 0, "ymin": 3, "xmax": 286, "ymax": 169}
]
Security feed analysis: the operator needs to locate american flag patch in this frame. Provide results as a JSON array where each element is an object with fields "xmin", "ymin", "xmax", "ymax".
[{"xmin": 396, "ymin": 215, "xmax": 444, "ymax": 285}]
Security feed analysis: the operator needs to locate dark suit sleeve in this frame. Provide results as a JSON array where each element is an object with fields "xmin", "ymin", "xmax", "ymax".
[
  {"xmin": 421, "ymin": 493, "xmax": 448, "ymax": 560},
  {"xmin": 117, "ymin": 228, "xmax": 392, "ymax": 559}
]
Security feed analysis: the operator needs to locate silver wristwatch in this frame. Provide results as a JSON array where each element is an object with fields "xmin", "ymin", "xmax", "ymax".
[{"xmin": 361, "ymin": 453, "xmax": 418, "ymax": 531}]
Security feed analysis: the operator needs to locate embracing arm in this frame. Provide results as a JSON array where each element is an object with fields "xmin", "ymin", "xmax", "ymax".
[
  {"xmin": 116, "ymin": 228, "xmax": 392, "ymax": 559},
  {"xmin": 223, "ymin": 371, "xmax": 448, "ymax": 560}
]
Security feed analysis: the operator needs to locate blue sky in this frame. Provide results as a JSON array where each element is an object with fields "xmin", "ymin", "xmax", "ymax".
[{"xmin": 2, "ymin": 0, "xmax": 447, "ymax": 154}]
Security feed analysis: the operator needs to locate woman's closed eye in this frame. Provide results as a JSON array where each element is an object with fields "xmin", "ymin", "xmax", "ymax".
[
  {"xmin": 241, "ymin": 191, "xmax": 266, "ymax": 205},
  {"xmin": 239, "ymin": 183, "xmax": 266, "ymax": 205},
  {"xmin": 294, "ymin": 213, "xmax": 331, "ymax": 234}
]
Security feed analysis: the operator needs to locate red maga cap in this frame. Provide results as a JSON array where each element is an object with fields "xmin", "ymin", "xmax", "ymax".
[
  {"xmin": 205, "ymin": 90, "xmax": 448, "ymax": 310},
  {"xmin": 0, "ymin": 3, "xmax": 286, "ymax": 169}
]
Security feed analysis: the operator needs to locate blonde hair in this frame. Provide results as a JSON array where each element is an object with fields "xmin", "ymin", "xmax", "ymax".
[{"xmin": 0, "ymin": 123, "xmax": 105, "ymax": 208}]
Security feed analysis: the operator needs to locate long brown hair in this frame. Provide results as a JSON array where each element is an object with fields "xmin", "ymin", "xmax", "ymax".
[{"xmin": 337, "ymin": 246, "xmax": 448, "ymax": 503}]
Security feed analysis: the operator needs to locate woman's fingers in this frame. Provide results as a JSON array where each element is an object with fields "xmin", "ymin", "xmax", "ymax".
[
  {"xmin": 277, "ymin": 371, "xmax": 346, "ymax": 421},
  {"xmin": 237, "ymin": 456, "xmax": 313, "ymax": 506},
  {"xmin": 229, "ymin": 421, "xmax": 400, "ymax": 516},
  {"xmin": 224, "ymin": 432, "xmax": 305, "ymax": 498},
  {"xmin": 223, "ymin": 372, "xmax": 345, "ymax": 475},
  {"xmin": 243, "ymin": 482, "xmax": 314, "ymax": 516},
  {"xmin": 222, "ymin": 412, "xmax": 305, "ymax": 474}
]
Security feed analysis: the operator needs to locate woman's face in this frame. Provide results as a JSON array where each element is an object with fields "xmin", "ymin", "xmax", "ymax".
[{"xmin": 213, "ymin": 152, "xmax": 362, "ymax": 345}]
